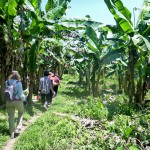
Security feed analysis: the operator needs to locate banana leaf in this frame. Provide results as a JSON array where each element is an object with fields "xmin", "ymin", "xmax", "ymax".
[
  {"xmin": 104, "ymin": 0, "xmax": 133, "ymax": 35},
  {"xmin": 101, "ymin": 47, "xmax": 125, "ymax": 64}
]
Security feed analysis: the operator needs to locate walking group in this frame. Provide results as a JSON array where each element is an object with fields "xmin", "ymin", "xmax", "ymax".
[
  {"xmin": 4, "ymin": 70, "xmax": 61, "ymax": 139},
  {"xmin": 39, "ymin": 70, "xmax": 61, "ymax": 109}
]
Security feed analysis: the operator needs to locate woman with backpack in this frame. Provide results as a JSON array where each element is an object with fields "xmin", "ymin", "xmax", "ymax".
[{"xmin": 5, "ymin": 71, "xmax": 26, "ymax": 139}]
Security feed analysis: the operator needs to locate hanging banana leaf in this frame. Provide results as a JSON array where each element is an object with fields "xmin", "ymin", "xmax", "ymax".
[
  {"xmin": 45, "ymin": 0, "xmax": 54, "ymax": 12},
  {"xmin": 85, "ymin": 26, "xmax": 99, "ymax": 49},
  {"xmin": 101, "ymin": 47, "xmax": 126, "ymax": 64},
  {"xmin": 104, "ymin": 0, "xmax": 133, "ymax": 35},
  {"xmin": 112, "ymin": 0, "xmax": 132, "ymax": 24},
  {"xmin": 43, "ymin": 1, "xmax": 70, "ymax": 20},
  {"xmin": 23, "ymin": 0, "xmax": 35, "ymax": 12},
  {"xmin": 8, "ymin": 0, "xmax": 17, "ymax": 16},
  {"xmin": 132, "ymin": 34, "xmax": 150, "ymax": 51},
  {"xmin": 31, "ymin": 0, "xmax": 42, "ymax": 15},
  {"xmin": 83, "ymin": 21, "xmax": 103, "ymax": 28}
]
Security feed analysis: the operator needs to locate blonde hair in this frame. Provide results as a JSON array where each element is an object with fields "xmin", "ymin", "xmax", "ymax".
[{"xmin": 8, "ymin": 71, "xmax": 21, "ymax": 81}]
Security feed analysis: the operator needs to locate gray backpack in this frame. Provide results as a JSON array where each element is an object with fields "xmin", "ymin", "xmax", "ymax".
[
  {"xmin": 41, "ymin": 79, "xmax": 50, "ymax": 94},
  {"xmin": 5, "ymin": 81, "xmax": 18, "ymax": 101}
]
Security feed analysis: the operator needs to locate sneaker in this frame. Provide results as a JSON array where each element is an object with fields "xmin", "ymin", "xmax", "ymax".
[
  {"xmin": 10, "ymin": 132, "xmax": 14, "ymax": 139},
  {"xmin": 48, "ymin": 102, "xmax": 52, "ymax": 106},
  {"xmin": 15, "ymin": 128, "xmax": 20, "ymax": 134},
  {"xmin": 16, "ymin": 125, "xmax": 22, "ymax": 131},
  {"xmin": 43, "ymin": 104, "xmax": 47, "ymax": 110}
]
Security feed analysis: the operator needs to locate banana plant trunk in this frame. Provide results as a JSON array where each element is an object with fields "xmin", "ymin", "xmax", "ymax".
[
  {"xmin": 0, "ymin": 28, "xmax": 6, "ymax": 105},
  {"xmin": 22, "ymin": 49, "xmax": 28, "ymax": 89},
  {"xmin": 28, "ymin": 40, "xmax": 40, "ymax": 104},
  {"xmin": 123, "ymin": 71, "xmax": 128, "ymax": 94},
  {"xmin": 95, "ymin": 69, "xmax": 101, "ymax": 96},
  {"xmin": 58, "ymin": 64, "xmax": 64, "ymax": 79},
  {"xmin": 118, "ymin": 65, "xmax": 123, "ymax": 93},
  {"xmin": 135, "ymin": 75, "xmax": 144, "ymax": 104},
  {"xmin": 91, "ymin": 64, "xmax": 96, "ymax": 97},
  {"xmin": 0, "ymin": 19, "xmax": 14, "ymax": 105},
  {"xmin": 28, "ymin": 72, "xmax": 34, "ymax": 104},
  {"xmin": 128, "ymin": 45, "xmax": 135, "ymax": 103},
  {"xmin": 85, "ymin": 61, "xmax": 91, "ymax": 93},
  {"xmin": 79, "ymin": 69, "xmax": 84, "ymax": 83},
  {"xmin": 0, "ymin": 71, "xmax": 6, "ymax": 106}
]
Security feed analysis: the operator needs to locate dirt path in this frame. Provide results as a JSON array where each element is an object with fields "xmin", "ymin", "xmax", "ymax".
[{"xmin": 2, "ymin": 113, "xmax": 42, "ymax": 150}]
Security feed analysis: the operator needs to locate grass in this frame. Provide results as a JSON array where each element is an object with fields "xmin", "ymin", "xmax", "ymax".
[
  {"xmin": 0, "ymin": 109, "xmax": 9, "ymax": 149},
  {"xmin": 0, "ymin": 74, "xmax": 150, "ymax": 150},
  {"xmin": 0, "ymin": 97, "xmax": 46, "ymax": 149}
]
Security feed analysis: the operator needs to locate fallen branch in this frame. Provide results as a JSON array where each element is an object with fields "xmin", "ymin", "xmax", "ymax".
[{"xmin": 52, "ymin": 112, "xmax": 105, "ymax": 129}]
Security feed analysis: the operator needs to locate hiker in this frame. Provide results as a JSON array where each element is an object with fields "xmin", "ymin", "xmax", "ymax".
[
  {"xmin": 53, "ymin": 73, "xmax": 61, "ymax": 95},
  {"xmin": 49, "ymin": 72, "xmax": 55, "ymax": 98},
  {"xmin": 39, "ymin": 70, "xmax": 54, "ymax": 109},
  {"xmin": 49, "ymin": 72, "xmax": 54, "ymax": 86},
  {"xmin": 5, "ymin": 71, "xmax": 26, "ymax": 139}
]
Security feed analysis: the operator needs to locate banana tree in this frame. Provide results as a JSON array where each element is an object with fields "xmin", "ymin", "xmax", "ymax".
[
  {"xmin": 14, "ymin": 0, "xmax": 74, "ymax": 103},
  {"xmin": 25, "ymin": 0, "xmax": 112, "ymax": 101},
  {"xmin": 66, "ymin": 23, "xmax": 126, "ymax": 97},
  {"xmin": 0, "ymin": 0, "xmax": 25, "ymax": 105},
  {"xmin": 104, "ymin": 0, "xmax": 150, "ymax": 104},
  {"xmin": 76, "ymin": 23, "xmax": 109, "ymax": 97}
]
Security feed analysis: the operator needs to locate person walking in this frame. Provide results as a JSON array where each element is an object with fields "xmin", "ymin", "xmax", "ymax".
[
  {"xmin": 5, "ymin": 71, "xmax": 26, "ymax": 139},
  {"xmin": 39, "ymin": 70, "xmax": 54, "ymax": 109},
  {"xmin": 53, "ymin": 73, "xmax": 61, "ymax": 95}
]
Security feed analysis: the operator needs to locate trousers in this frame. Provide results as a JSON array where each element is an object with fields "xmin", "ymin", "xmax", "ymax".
[{"xmin": 6, "ymin": 100, "xmax": 24, "ymax": 134}]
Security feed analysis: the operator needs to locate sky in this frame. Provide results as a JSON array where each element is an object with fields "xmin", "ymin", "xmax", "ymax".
[{"xmin": 41, "ymin": 0, "xmax": 143, "ymax": 25}]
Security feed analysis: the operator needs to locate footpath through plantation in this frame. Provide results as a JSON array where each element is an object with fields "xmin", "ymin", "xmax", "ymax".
[{"xmin": 0, "ymin": 74, "xmax": 150, "ymax": 150}]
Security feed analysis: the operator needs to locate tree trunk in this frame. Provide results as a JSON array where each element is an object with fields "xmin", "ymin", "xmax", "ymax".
[
  {"xmin": 91, "ymin": 66, "xmax": 96, "ymax": 97},
  {"xmin": 0, "ymin": 22, "xmax": 14, "ymax": 105},
  {"xmin": 128, "ymin": 45, "xmax": 135, "ymax": 102},
  {"xmin": 118, "ymin": 65, "xmax": 123, "ymax": 93},
  {"xmin": 135, "ymin": 76, "xmax": 143, "ymax": 104},
  {"xmin": 22, "ymin": 49, "xmax": 28, "ymax": 89},
  {"xmin": 95, "ymin": 69, "xmax": 101, "ymax": 96},
  {"xmin": 123, "ymin": 71, "xmax": 128, "ymax": 94},
  {"xmin": 28, "ymin": 72, "xmax": 34, "ymax": 104},
  {"xmin": 79, "ymin": 69, "xmax": 84, "ymax": 83},
  {"xmin": 85, "ymin": 62, "xmax": 91, "ymax": 93},
  {"xmin": 0, "ymin": 71, "xmax": 6, "ymax": 106}
]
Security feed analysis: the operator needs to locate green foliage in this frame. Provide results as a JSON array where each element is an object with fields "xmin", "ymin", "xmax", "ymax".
[
  {"xmin": 0, "ymin": 0, "xmax": 150, "ymax": 148},
  {"xmin": 75, "ymin": 98, "xmax": 108, "ymax": 120},
  {"xmin": 104, "ymin": 0, "xmax": 133, "ymax": 34},
  {"xmin": 45, "ymin": 0, "xmax": 54, "ymax": 12},
  {"xmin": 8, "ymin": 0, "xmax": 17, "ymax": 16}
]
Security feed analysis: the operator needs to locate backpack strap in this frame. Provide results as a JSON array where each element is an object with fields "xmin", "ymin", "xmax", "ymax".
[
  {"xmin": 43, "ymin": 78, "xmax": 48, "ymax": 91},
  {"xmin": 13, "ymin": 80, "xmax": 19, "ymax": 95},
  {"xmin": 7, "ymin": 80, "xmax": 10, "ymax": 86},
  {"xmin": 6, "ymin": 80, "xmax": 18, "ymax": 86}
]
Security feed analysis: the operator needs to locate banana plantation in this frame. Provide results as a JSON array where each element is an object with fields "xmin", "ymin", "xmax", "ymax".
[{"xmin": 0, "ymin": 0, "xmax": 150, "ymax": 149}]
